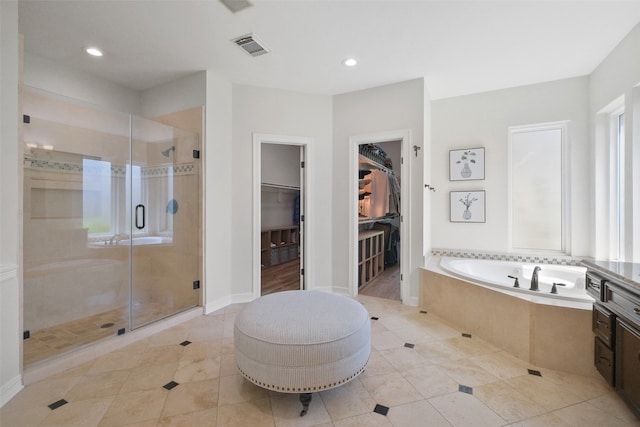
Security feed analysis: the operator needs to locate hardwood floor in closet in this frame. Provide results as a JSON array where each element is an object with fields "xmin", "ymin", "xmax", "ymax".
[
  {"xmin": 261, "ymin": 259, "xmax": 301, "ymax": 295},
  {"xmin": 359, "ymin": 264, "xmax": 401, "ymax": 301},
  {"xmin": 261, "ymin": 259, "xmax": 400, "ymax": 300}
]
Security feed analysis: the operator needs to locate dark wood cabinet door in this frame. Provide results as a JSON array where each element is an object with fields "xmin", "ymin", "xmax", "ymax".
[{"xmin": 616, "ymin": 319, "xmax": 640, "ymax": 418}]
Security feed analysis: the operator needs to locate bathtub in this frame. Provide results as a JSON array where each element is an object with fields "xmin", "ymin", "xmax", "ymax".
[
  {"xmin": 437, "ymin": 256, "xmax": 593, "ymax": 306},
  {"xmin": 117, "ymin": 236, "xmax": 172, "ymax": 246},
  {"xmin": 89, "ymin": 236, "xmax": 173, "ymax": 247},
  {"xmin": 421, "ymin": 256, "xmax": 596, "ymax": 376}
]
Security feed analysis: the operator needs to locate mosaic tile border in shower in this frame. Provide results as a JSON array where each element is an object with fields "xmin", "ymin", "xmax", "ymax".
[
  {"xmin": 431, "ymin": 248, "xmax": 582, "ymax": 266},
  {"xmin": 25, "ymin": 156, "xmax": 196, "ymax": 176}
]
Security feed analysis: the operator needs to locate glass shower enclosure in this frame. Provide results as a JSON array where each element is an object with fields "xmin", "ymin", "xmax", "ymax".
[{"xmin": 22, "ymin": 88, "xmax": 200, "ymax": 366}]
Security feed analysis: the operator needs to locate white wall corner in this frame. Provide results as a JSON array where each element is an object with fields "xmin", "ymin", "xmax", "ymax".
[
  {"xmin": 204, "ymin": 292, "xmax": 253, "ymax": 315},
  {"xmin": 0, "ymin": 375, "xmax": 23, "ymax": 408},
  {"xmin": 404, "ymin": 296, "xmax": 419, "ymax": 307}
]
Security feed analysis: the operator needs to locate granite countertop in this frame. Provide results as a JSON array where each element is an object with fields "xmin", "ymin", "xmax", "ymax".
[{"xmin": 581, "ymin": 259, "xmax": 640, "ymax": 293}]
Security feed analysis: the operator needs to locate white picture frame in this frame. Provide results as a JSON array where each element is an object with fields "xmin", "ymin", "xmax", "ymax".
[
  {"xmin": 450, "ymin": 190, "xmax": 486, "ymax": 223},
  {"xmin": 449, "ymin": 147, "xmax": 485, "ymax": 181}
]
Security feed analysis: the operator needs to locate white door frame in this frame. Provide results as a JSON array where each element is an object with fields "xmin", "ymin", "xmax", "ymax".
[
  {"xmin": 349, "ymin": 130, "xmax": 411, "ymax": 302},
  {"xmin": 252, "ymin": 133, "xmax": 313, "ymax": 299}
]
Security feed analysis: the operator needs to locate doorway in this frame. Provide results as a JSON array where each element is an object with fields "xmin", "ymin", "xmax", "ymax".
[
  {"xmin": 253, "ymin": 134, "xmax": 309, "ymax": 298},
  {"xmin": 349, "ymin": 130, "xmax": 410, "ymax": 303}
]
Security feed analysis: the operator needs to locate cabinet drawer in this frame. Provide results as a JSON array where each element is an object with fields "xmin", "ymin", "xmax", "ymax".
[
  {"xmin": 593, "ymin": 304, "xmax": 614, "ymax": 348},
  {"xmin": 586, "ymin": 272, "xmax": 605, "ymax": 301},
  {"xmin": 606, "ymin": 283, "xmax": 640, "ymax": 327},
  {"xmin": 595, "ymin": 336, "xmax": 615, "ymax": 386}
]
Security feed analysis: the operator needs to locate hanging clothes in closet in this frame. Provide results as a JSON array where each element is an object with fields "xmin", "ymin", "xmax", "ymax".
[{"xmin": 360, "ymin": 169, "xmax": 400, "ymax": 219}]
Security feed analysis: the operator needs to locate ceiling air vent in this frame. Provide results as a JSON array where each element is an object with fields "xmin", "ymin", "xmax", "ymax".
[
  {"xmin": 233, "ymin": 34, "xmax": 268, "ymax": 57},
  {"xmin": 219, "ymin": 0, "xmax": 252, "ymax": 14}
]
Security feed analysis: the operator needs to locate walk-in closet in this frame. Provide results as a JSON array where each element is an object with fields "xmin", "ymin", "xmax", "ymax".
[
  {"xmin": 357, "ymin": 140, "xmax": 401, "ymax": 300},
  {"xmin": 260, "ymin": 143, "xmax": 304, "ymax": 295}
]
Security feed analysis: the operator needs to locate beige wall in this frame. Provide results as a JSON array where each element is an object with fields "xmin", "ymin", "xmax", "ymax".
[
  {"xmin": 431, "ymin": 76, "xmax": 590, "ymax": 257},
  {"xmin": 231, "ymin": 84, "xmax": 333, "ymax": 297},
  {"xmin": 333, "ymin": 78, "xmax": 426, "ymax": 302},
  {"xmin": 589, "ymin": 22, "xmax": 640, "ymax": 262}
]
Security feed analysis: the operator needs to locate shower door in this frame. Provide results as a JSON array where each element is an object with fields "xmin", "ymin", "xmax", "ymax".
[
  {"xmin": 22, "ymin": 88, "xmax": 201, "ymax": 365},
  {"xmin": 129, "ymin": 117, "xmax": 200, "ymax": 328}
]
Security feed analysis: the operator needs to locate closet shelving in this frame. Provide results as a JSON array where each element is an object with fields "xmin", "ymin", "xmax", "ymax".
[
  {"xmin": 358, "ymin": 230, "xmax": 384, "ymax": 287},
  {"xmin": 261, "ymin": 182, "xmax": 300, "ymax": 191},
  {"xmin": 357, "ymin": 145, "xmax": 403, "ymax": 287},
  {"xmin": 261, "ymin": 225, "xmax": 299, "ymax": 268}
]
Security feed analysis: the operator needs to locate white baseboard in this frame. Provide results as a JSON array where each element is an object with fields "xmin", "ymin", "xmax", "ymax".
[
  {"xmin": 0, "ymin": 375, "xmax": 23, "ymax": 408},
  {"xmin": 205, "ymin": 292, "xmax": 255, "ymax": 314},
  {"xmin": 404, "ymin": 296, "xmax": 419, "ymax": 306},
  {"xmin": 313, "ymin": 285, "xmax": 337, "ymax": 294}
]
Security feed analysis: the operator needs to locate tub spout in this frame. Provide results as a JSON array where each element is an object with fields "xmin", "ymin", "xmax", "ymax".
[{"xmin": 530, "ymin": 266, "xmax": 541, "ymax": 291}]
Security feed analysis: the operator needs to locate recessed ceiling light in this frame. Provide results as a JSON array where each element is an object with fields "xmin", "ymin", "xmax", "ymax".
[
  {"xmin": 85, "ymin": 47, "xmax": 103, "ymax": 57},
  {"xmin": 343, "ymin": 58, "xmax": 357, "ymax": 67}
]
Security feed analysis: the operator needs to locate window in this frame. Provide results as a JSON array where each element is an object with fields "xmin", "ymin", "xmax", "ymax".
[
  {"xmin": 83, "ymin": 158, "xmax": 112, "ymax": 235},
  {"xmin": 611, "ymin": 109, "xmax": 625, "ymax": 260},
  {"xmin": 509, "ymin": 122, "xmax": 567, "ymax": 252}
]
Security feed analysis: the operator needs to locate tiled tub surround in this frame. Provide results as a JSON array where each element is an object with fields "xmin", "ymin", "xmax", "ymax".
[
  {"xmin": 421, "ymin": 256, "xmax": 596, "ymax": 377},
  {"xmin": 431, "ymin": 248, "xmax": 582, "ymax": 266},
  {"xmin": 3, "ymin": 296, "xmax": 637, "ymax": 426}
]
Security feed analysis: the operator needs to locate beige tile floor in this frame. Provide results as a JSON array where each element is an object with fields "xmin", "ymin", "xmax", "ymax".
[{"xmin": 3, "ymin": 295, "xmax": 640, "ymax": 427}]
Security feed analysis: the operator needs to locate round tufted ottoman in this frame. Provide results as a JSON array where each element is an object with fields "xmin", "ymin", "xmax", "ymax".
[{"xmin": 234, "ymin": 290, "xmax": 371, "ymax": 416}]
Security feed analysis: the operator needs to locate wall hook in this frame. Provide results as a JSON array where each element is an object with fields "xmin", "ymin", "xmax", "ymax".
[
  {"xmin": 425, "ymin": 184, "xmax": 436, "ymax": 192},
  {"xmin": 413, "ymin": 145, "xmax": 421, "ymax": 157}
]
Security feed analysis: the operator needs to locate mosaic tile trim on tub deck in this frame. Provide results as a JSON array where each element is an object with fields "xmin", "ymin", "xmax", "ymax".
[{"xmin": 431, "ymin": 248, "xmax": 582, "ymax": 266}]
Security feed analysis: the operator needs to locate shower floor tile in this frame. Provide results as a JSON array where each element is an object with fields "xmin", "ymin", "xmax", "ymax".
[{"xmin": 23, "ymin": 300, "xmax": 179, "ymax": 366}]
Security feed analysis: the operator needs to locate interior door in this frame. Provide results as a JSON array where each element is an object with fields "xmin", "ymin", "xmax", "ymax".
[
  {"xmin": 260, "ymin": 142, "xmax": 305, "ymax": 295},
  {"xmin": 130, "ymin": 117, "xmax": 199, "ymax": 328}
]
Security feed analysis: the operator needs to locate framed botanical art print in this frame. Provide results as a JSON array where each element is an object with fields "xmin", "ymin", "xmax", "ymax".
[
  {"xmin": 449, "ymin": 147, "xmax": 485, "ymax": 181},
  {"xmin": 450, "ymin": 190, "xmax": 486, "ymax": 223}
]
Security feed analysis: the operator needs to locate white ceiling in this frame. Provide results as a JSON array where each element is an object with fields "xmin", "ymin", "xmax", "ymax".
[{"xmin": 17, "ymin": 1, "xmax": 640, "ymax": 100}]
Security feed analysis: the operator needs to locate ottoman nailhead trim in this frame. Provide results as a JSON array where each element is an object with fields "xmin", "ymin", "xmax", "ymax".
[{"xmin": 237, "ymin": 361, "xmax": 369, "ymax": 393}]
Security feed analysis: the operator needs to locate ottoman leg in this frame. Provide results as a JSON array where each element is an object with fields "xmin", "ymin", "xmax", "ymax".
[{"xmin": 299, "ymin": 393, "xmax": 312, "ymax": 416}]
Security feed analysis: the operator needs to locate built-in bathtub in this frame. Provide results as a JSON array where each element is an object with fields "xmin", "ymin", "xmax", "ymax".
[
  {"xmin": 421, "ymin": 256, "xmax": 597, "ymax": 377},
  {"xmin": 118, "ymin": 236, "xmax": 172, "ymax": 246},
  {"xmin": 88, "ymin": 235, "xmax": 173, "ymax": 247},
  {"xmin": 438, "ymin": 257, "xmax": 593, "ymax": 307}
]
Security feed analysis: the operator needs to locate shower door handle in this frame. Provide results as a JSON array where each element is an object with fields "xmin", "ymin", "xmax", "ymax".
[{"xmin": 135, "ymin": 204, "xmax": 145, "ymax": 230}]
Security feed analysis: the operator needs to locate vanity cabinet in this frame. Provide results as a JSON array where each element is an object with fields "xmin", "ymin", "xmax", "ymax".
[
  {"xmin": 593, "ymin": 304, "xmax": 614, "ymax": 348},
  {"xmin": 616, "ymin": 319, "xmax": 640, "ymax": 417},
  {"xmin": 584, "ymin": 261, "xmax": 640, "ymax": 420}
]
